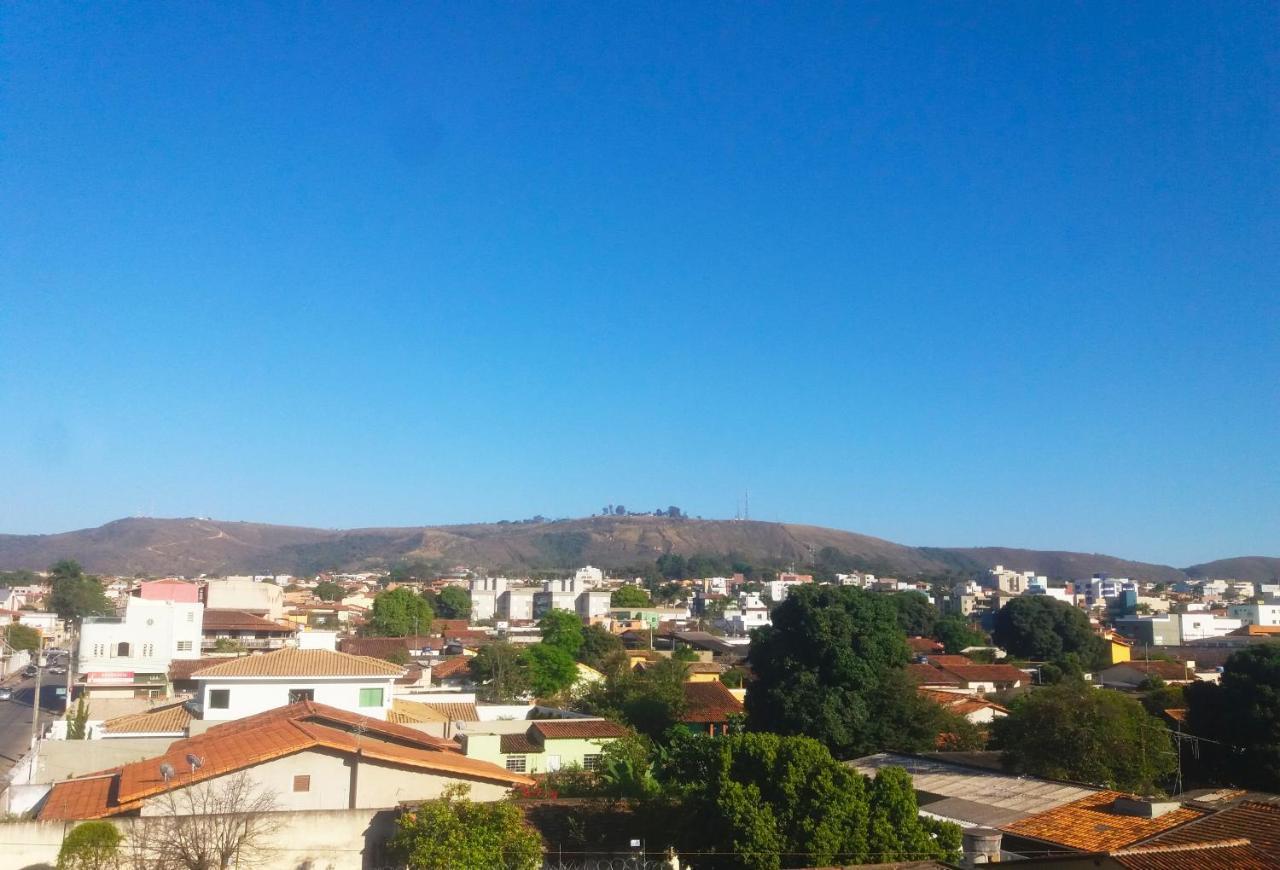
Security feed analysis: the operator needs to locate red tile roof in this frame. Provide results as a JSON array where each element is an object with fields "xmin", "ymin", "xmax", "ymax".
[
  {"xmin": 907, "ymin": 637, "xmax": 944, "ymax": 653},
  {"xmin": 39, "ymin": 700, "xmax": 530, "ymax": 820},
  {"xmin": 1002, "ymin": 791, "xmax": 1208, "ymax": 852},
  {"xmin": 201, "ymin": 610, "xmax": 294, "ymax": 633},
  {"xmin": 501, "ymin": 733, "xmax": 542, "ymax": 754},
  {"xmin": 100, "ymin": 702, "xmax": 194, "ymax": 735},
  {"xmin": 1146, "ymin": 800, "xmax": 1280, "ymax": 855},
  {"xmin": 680, "ymin": 681, "xmax": 744, "ymax": 724},
  {"xmin": 1110, "ymin": 839, "xmax": 1275, "ymax": 870},
  {"xmin": 936, "ymin": 664, "xmax": 1028, "ymax": 685},
  {"xmin": 431, "ymin": 657, "xmax": 473, "ymax": 681},
  {"xmin": 906, "ymin": 663, "xmax": 963, "ymax": 685},
  {"xmin": 532, "ymin": 719, "xmax": 630, "ymax": 740}
]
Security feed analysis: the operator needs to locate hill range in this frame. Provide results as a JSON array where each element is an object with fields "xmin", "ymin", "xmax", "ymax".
[{"xmin": 0, "ymin": 516, "xmax": 1275, "ymax": 584}]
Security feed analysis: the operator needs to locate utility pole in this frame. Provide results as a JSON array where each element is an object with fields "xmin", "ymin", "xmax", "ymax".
[
  {"xmin": 30, "ymin": 638, "xmax": 44, "ymax": 750},
  {"xmin": 65, "ymin": 621, "xmax": 78, "ymax": 715}
]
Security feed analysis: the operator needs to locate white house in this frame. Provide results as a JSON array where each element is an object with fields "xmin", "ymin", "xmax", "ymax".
[
  {"xmin": 78, "ymin": 598, "xmax": 203, "ymax": 699},
  {"xmin": 573, "ymin": 566, "xmax": 604, "ymax": 588},
  {"xmin": 1227, "ymin": 601, "xmax": 1280, "ymax": 628},
  {"xmin": 190, "ymin": 647, "xmax": 404, "ymax": 721}
]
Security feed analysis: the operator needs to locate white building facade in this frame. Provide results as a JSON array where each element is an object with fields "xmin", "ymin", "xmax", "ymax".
[{"xmin": 78, "ymin": 598, "xmax": 204, "ymax": 698}]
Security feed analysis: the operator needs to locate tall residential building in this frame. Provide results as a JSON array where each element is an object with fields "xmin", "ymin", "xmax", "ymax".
[{"xmin": 78, "ymin": 598, "xmax": 204, "ymax": 699}]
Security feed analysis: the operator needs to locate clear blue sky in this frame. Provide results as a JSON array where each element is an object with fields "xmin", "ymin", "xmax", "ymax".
[{"xmin": 1, "ymin": 4, "xmax": 1276, "ymax": 566}]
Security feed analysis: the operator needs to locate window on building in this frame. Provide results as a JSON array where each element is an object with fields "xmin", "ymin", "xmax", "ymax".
[
  {"xmin": 176, "ymin": 641, "xmax": 192, "ymax": 652},
  {"xmin": 187, "ymin": 612, "xmax": 194, "ymax": 622},
  {"xmin": 209, "ymin": 689, "xmax": 230, "ymax": 709},
  {"xmin": 288, "ymin": 689, "xmax": 315, "ymax": 704},
  {"xmin": 505, "ymin": 755, "xmax": 527, "ymax": 773},
  {"xmin": 142, "ymin": 644, "xmax": 154, "ymax": 657},
  {"xmin": 293, "ymin": 775, "xmax": 310, "ymax": 792},
  {"xmin": 358, "ymin": 688, "xmax": 383, "ymax": 707},
  {"xmin": 116, "ymin": 642, "xmax": 130, "ymax": 657},
  {"xmin": 582, "ymin": 754, "xmax": 603, "ymax": 772}
]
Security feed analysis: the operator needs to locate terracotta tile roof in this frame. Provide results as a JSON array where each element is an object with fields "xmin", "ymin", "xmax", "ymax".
[
  {"xmin": 432, "ymin": 619, "xmax": 471, "ymax": 634},
  {"xmin": 906, "ymin": 663, "xmax": 963, "ymax": 685},
  {"xmin": 339, "ymin": 635, "xmax": 437, "ymax": 658},
  {"xmin": 1146, "ymin": 800, "xmax": 1280, "ymax": 855},
  {"xmin": 39, "ymin": 774, "xmax": 140, "ymax": 821},
  {"xmin": 190, "ymin": 647, "xmax": 405, "ymax": 678},
  {"xmin": 925, "ymin": 654, "xmax": 977, "ymax": 666},
  {"xmin": 680, "ymin": 681, "xmax": 745, "ymax": 724},
  {"xmin": 917, "ymin": 688, "xmax": 1008, "ymax": 716},
  {"xmin": 391, "ymin": 699, "xmax": 481, "ymax": 723},
  {"xmin": 41, "ymin": 700, "xmax": 530, "ymax": 820},
  {"xmin": 168, "ymin": 657, "xmax": 230, "ymax": 681},
  {"xmin": 100, "ymin": 701, "xmax": 194, "ymax": 735},
  {"xmin": 431, "ymin": 657, "xmax": 473, "ymax": 680},
  {"xmin": 201, "ymin": 609, "xmax": 293, "ymax": 633},
  {"xmin": 937, "ymin": 664, "xmax": 1028, "ymax": 684},
  {"xmin": 1002, "ymin": 791, "xmax": 1208, "ymax": 852},
  {"xmin": 501, "ymin": 733, "xmax": 543, "ymax": 754},
  {"xmin": 1109, "ymin": 839, "xmax": 1276, "ymax": 870},
  {"xmin": 908, "ymin": 637, "xmax": 945, "ymax": 653},
  {"xmin": 531, "ymin": 719, "xmax": 630, "ymax": 740}
]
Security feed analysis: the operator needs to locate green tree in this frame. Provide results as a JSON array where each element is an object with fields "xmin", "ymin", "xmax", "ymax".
[
  {"xmin": 932, "ymin": 614, "xmax": 985, "ymax": 654},
  {"xmin": 660, "ymin": 731, "xmax": 961, "ymax": 870},
  {"xmin": 1141, "ymin": 682, "xmax": 1185, "ymax": 718},
  {"xmin": 434, "ymin": 586, "xmax": 472, "ymax": 619},
  {"xmin": 523, "ymin": 642, "xmax": 579, "ymax": 698},
  {"xmin": 992, "ymin": 597, "xmax": 1107, "ymax": 668},
  {"xmin": 57, "ymin": 820, "xmax": 122, "ymax": 870},
  {"xmin": 1185, "ymin": 644, "xmax": 1280, "ymax": 790},
  {"xmin": 312, "ymin": 581, "xmax": 345, "ymax": 601},
  {"xmin": 47, "ymin": 559, "xmax": 85, "ymax": 584},
  {"xmin": 577, "ymin": 656, "xmax": 687, "ymax": 739},
  {"xmin": 537, "ymin": 610, "xmax": 584, "ymax": 656},
  {"xmin": 212, "ymin": 637, "xmax": 246, "ymax": 653},
  {"xmin": 992, "ymin": 682, "xmax": 1175, "ymax": 792},
  {"xmin": 383, "ymin": 646, "xmax": 411, "ymax": 666},
  {"xmin": 4, "ymin": 622, "xmax": 42, "ymax": 653},
  {"xmin": 366, "ymin": 588, "xmax": 434, "ymax": 637},
  {"xmin": 610, "ymin": 585, "xmax": 651, "ymax": 607},
  {"xmin": 66, "ymin": 696, "xmax": 90, "ymax": 740},
  {"xmin": 388, "ymin": 784, "xmax": 542, "ymax": 870},
  {"xmin": 745, "ymin": 585, "xmax": 947, "ymax": 758},
  {"xmin": 578, "ymin": 623, "xmax": 624, "ymax": 669},
  {"xmin": 49, "ymin": 576, "xmax": 111, "ymax": 623},
  {"xmin": 468, "ymin": 642, "xmax": 530, "ymax": 702},
  {"xmin": 888, "ymin": 591, "xmax": 938, "ymax": 637}
]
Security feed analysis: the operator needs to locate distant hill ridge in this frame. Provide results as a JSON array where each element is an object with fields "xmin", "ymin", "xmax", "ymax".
[{"xmin": 0, "ymin": 516, "xmax": 1275, "ymax": 583}]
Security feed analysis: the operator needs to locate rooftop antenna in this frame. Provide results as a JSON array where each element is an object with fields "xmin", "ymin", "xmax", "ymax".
[
  {"xmin": 159, "ymin": 763, "xmax": 175, "ymax": 783},
  {"xmin": 186, "ymin": 753, "xmax": 203, "ymax": 776}
]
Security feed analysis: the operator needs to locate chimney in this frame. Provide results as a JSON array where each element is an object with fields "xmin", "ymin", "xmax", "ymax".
[
  {"xmin": 1111, "ymin": 797, "xmax": 1182, "ymax": 819},
  {"xmin": 962, "ymin": 827, "xmax": 1002, "ymax": 865}
]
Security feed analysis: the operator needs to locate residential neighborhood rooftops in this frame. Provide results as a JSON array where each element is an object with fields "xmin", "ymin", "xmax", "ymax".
[
  {"xmin": 935, "ymin": 663, "xmax": 1028, "ymax": 684},
  {"xmin": 189, "ymin": 647, "xmax": 405, "ymax": 679},
  {"xmin": 680, "ymin": 681, "xmax": 744, "ymax": 723},
  {"xmin": 1001, "ymin": 791, "xmax": 1208, "ymax": 852},
  {"xmin": 430, "ymin": 657, "xmax": 473, "ymax": 681},
  {"xmin": 200, "ymin": 609, "xmax": 293, "ymax": 633},
  {"xmin": 100, "ymin": 701, "xmax": 195, "ymax": 736},
  {"xmin": 39, "ymin": 700, "xmax": 531, "ymax": 821},
  {"xmin": 1144, "ymin": 799, "xmax": 1280, "ymax": 854}
]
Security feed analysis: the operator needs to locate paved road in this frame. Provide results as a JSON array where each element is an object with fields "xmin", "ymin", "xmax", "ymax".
[{"xmin": 0, "ymin": 672, "xmax": 64, "ymax": 778}]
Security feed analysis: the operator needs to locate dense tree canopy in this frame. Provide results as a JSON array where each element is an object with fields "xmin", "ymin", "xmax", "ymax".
[
  {"xmin": 434, "ymin": 586, "xmax": 471, "ymax": 619},
  {"xmin": 888, "ymin": 591, "xmax": 937, "ymax": 637},
  {"xmin": 992, "ymin": 682, "xmax": 1175, "ymax": 792},
  {"xmin": 312, "ymin": 581, "xmax": 345, "ymax": 602},
  {"xmin": 1185, "ymin": 644, "xmax": 1280, "ymax": 790},
  {"xmin": 468, "ymin": 642, "xmax": 529, "ymax": 702},
  {"xmin": 932, "ymin": 614, "xmax": 986, "ymax": 654},
  {"xmin": 389, "ymin": 784, "xmax": 542, "ymax": 870},
  {"xmin": 745, "ymin": 585, "xmax": 955, "ymax": 758},
  {"xmin": 4, "ymin": 623, "xmax": 41, "ymax": 653},
  {"xmin": 610, "ymin": 585, "xmax": 651, "ymax": 607},
  {"xmin": 659, "ymin": 731, "xmax": 961, "ymax": 870},
  {"xmin": 48, "ymin": 574, "xmax": 111, "ymax": 623},
  {"xmin": 366, "ymin": 588, "xmax": 434, "ymax": 637},
  {"xmin": 577, "ymin": 656, "xmax": 688, "ymax": 739},
  {"xmin": 523, "ymin": 642, "xmax": 579, "ymax": 698},
  {"xmin": 56, "ymin": 820, "xmax": 122, "ymax": 870},
  {"xmin": 537, "ymin": 610, "xmax": 584, "ymax": 656},
  {"xmin": 992, "ymin": 596, "xmax": 1107, "ymax": 667},
  {"xmin": 577, "ymin": 623, "xmax": 624, "ymax": 670}
]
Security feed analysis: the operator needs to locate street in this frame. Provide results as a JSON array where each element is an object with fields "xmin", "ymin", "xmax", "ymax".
[{"xmin": 0, "ymin": 673, "xmax": 62, "ymax": 778}]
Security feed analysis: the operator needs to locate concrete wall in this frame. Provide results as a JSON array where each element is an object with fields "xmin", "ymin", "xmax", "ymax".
[
  {"xmin": 197, "ymin": 676, "xmax": 394, "ymax": 721},
  {"xmin": 3, "ymin": 808, "xmax": 398, "ymax": 870}
]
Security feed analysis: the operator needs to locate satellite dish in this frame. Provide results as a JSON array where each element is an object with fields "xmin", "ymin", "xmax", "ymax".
[
  {"xmin": 159, "ymin": 763, "xmax": 175, "ymax": 783},
  {"xmin": 186, "ymin": 754, "xmax": 203, "ymax": 773}
]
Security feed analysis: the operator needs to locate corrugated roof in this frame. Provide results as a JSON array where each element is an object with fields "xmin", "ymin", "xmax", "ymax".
[
  {"xmin": 849, "ymin": 753, "xmax": 1098, "ymax": 821},
  {"xmin": 190, "ymin": 647, "xmax": 404, "ymax": 678},
  {"xmin": 1002, "ymin": 791, "xmax": 1207, "ymax": 852},
  {"xmin": 531, "ymin": 720, "xmax": 630, "ymax": 740},
  {"xmin": 100, "ymin": 702, "xmax": 194, "ymax": 735}
]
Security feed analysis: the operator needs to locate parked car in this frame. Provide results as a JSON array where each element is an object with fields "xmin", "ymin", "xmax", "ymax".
[
  {"xmin": 48, "ymin": 666, "xmax": 67, "ymax": 675},
  {"xmin": 0, "ymin": 688, "xmax": 11, "ymax": 701},
  {"xmin": 22, "ymin": 666, "xmax": 38, "ymax": 678}
]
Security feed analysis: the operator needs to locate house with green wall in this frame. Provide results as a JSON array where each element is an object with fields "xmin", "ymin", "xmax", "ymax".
[{"xmin": 461, "ymin": 718, "xmax": 629, "ymax": 775}]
